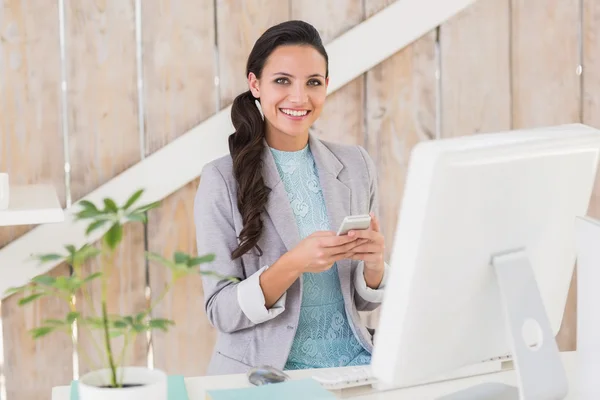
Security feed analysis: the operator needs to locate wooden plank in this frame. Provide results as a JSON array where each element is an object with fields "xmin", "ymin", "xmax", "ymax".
[
  {"xmin": 511, "ymin": 0, "xmax": 580, "ymax": 128},
  {"xmin": 142, "ymin": 0, "xmax": 217, "ymax": 376},
  {"xmin": 364, "ymin": 0, "xmax": 437, "ymax": 268},
  {"xmin": 3, "ymin": 266, "xmax": 73, "ymax": 400},
  {"xmin": 362, "ymin": 0, "xmax": 436, "ymax": 330},
  {"xmin": 65, "ymin": 0, "xmax": 147, "ymax": 373},
  {"xmin": 291, "ymin": 0, "xmax": 365, "ymax": 145},
  {"xmin": 583, "ymin": 0, "xmax": 600, "ymax": 220},
  {"xmin": 440, "ymin": 0, "xmax": 511, "ymax": 136},
  {"xmin": 0, "ymin": 0, "xmax": 73, "ymax": 398},
  {"xmin": 216, "ymin": 0, "xmax": 289, "ymax": 107},
  {"xmin": 511, "ymin": 0, "xmax": 581, "ymax": 351}
]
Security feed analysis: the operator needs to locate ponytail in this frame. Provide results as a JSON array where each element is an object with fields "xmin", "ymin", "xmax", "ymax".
[{"xmin": 229, "ymin": 91, "xmax": 270, "ymax": 259}]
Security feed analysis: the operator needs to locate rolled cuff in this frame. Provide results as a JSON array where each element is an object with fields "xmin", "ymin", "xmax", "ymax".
[
  {"xmin": 354, "ymin": 261, "xmax": 389, "ymax": 303},
  {"xmin": 237, "ymin": 265, "xmax": 287, "ymax": 324}
]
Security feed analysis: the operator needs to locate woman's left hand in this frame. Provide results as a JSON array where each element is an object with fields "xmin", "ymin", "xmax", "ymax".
[{"xmin": 347, "ymin": 212, "xmax": 385, "ymax": 273}]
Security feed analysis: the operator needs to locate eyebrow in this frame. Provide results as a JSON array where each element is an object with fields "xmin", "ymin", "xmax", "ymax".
[{"xmin": 272, "ymin": 72, "xmax": 326, "ymax": 79}]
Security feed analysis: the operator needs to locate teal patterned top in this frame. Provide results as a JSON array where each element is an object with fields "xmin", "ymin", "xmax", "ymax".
[{"xmin": 269, "ymin": 144, "xmax": 371, "ymax": 370}]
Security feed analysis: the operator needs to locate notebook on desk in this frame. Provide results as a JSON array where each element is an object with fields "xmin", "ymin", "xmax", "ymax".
[
  {"xmin": 69, "ymin": 375, "xmax": 188, "ymax": 399},
  {"xmin": 205, "ymin": 378, "xmax": 335, "ymax": 400}
]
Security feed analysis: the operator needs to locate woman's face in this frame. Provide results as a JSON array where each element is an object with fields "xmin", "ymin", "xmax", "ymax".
[{"xmin": 248, "ymin": 45, "xmax": 328, "ymax": 149}]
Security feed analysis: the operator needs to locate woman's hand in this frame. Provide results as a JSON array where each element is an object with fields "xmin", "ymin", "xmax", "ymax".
[
  {"xmin": 347, "ymin": 212, "xmax": 386, "ymax": 288},
  {"xmin": 286, "ymin": 231, "xmax": 367, "ymax": 274}
]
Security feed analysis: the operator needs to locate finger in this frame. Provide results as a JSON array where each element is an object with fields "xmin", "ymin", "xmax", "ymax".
[
  {"xmin": 370, "ymin": 212, "xmax": 381, "ymax": 233},
  {"xmin": 328, "ymin": 238, "xmax": 369, "ymax": 256},
  {"xmin": 351, "ymin": 243, "xmax": 383, "ymax": 254},
  {"xmin": 310, "ymin": 231, "xmax": 336, "ymax": 238},
  {"xmin": 347, "ymin": 229, "xmax": 378, "ymax": 241},
  {"xmin": 320, "ymin": 234, "xmax": 359, "ymax": 248}
]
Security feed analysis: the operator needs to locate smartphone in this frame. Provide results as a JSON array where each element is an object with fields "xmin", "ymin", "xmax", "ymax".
[{"xmin": 336, "ymin": 214, "xmax": 372, "ymax": 236}]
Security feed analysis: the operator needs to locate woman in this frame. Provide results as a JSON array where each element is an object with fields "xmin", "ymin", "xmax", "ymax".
[{"xmin": 194, "ymin": 20, "xmax": 389, "ymax": 375}]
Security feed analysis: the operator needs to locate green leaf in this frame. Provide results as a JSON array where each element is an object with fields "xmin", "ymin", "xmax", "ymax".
[
  {"xmin": 189, "ymin": 254, "xmax": 216, "ymax": 266},
  {"xmin": 124, "ymin": 189, "xmax": 144, "ymax": 210},
  {"xmin": 148, "ymin": 318, "xmax": 175, "ymax": 332},
  {"xmin": 75, "ymin": 209, "xmax": 102, "ymax": 220},
  {"xmin": 42, "ymin": 319, "xmax": 66, "ymax": 326},
  {"xmin": 135, "ymin": 312, "xmax": 146, "ymax": 322},
  {"xmin": 83, "ymin": 272, "xmax": 103, "ymax": 283},
  {"xmin": 112, "ymin": 320, "xmax": 128, "ymax": 329},
  {"xmin": 18, "ymin": 293, "xmax": 45, "ymax": 306},
  {"xmin": 132, "ymin": 323, "xmax": 146, "ymax": 333},
  {"xmin": 146, "ymin": 252, "xmax": 175, "ymax": 267},
  {"xmin": 4, "ymin": 285, "xmax": 27, "ymax": 296},
  {"xmin": 174, "ymin": 252, "xmax": 188, "ymax": 265},
  {"xmin": 37, "ymin": 253, "xmax": 64, "ymax": 263},
  {"xmin": 124, "ymin": 316, "xmax": 134, "ymax": 326},
  {"xmin": 72, "ymin": 245, "xmax": 102, "ymax": 265},
  {"xmin": 103, "ymin": 198, "xmax": 118, "ymax": 213},
  {"xmin": 66, "ymin": 312, "xmax": 80, "ymax": 324},
  {"xmin": 54, "ymin": 276, "xmax": 70, "ymax": 291},
  {"xmin": 109, "ymin": 330, "xmax": 125, "ymax": 338},
  {"xmin": 86, "ymin": 220, "xmax": 108, "ymax": 236},
  {"xmin": 65, "ymin": 245, "xmax": 77, "ymax": 254},
  {"xmin": 104, "ymin": 223, "xmax": 123, "ymax": 250},
  {"xmin": 199, "ymin": 270, "xmax": 240, "ymax": 283},
  {"xmin": 133, "ymin": 201, "xmax": 161, "ymax": 213},
  {"xmin": 31, "ymin": 275, "xmax": 56, "ymax": 286},
  {"xmin": 126, "ymin": 213, "xmax": 147, "ymax": 223},
  {"xmin": 31, "ymin": 326, "xmax": 55, "ymax": 339},
  {"xmin": 78, "ymin": 200, "xmax": 99, "ymax": 211}
]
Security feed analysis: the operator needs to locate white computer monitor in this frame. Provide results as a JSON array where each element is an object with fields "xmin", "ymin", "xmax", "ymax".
[{"xmin": 371, "ymin": 124, "xmax": 600, "ymax": 399}]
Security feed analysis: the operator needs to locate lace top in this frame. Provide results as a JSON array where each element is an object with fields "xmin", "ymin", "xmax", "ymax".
[{"xmin": 269, "ymin": 144, "xmax": 371, "ymax": 370}]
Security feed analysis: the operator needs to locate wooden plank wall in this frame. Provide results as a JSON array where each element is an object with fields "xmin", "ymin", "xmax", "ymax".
[
  {"xmin": 66, "ymin": 0, "xmax": 148, "ymax": 375},
  {"xmin": 1, "ymin": 0, "xmax": 599, "ymax": 397},
  {"xmin": 0, "ymin": 1, "xmax": 73, "ymax": 399},
  {"xmin": 144, "ymin": 0, "xmax": 217, "ymax": 376}
]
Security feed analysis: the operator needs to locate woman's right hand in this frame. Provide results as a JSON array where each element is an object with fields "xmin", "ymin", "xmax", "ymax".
[{"xmin": 286, "ymin": 231, "xmax": 367, "ymax": 274}]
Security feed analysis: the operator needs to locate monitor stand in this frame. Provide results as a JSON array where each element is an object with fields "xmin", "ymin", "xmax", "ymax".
[{"xmin": 438, "ymin": 249, "xmax": 569, "ymax": 400}]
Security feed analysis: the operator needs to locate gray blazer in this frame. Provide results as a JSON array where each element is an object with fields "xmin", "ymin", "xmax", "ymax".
[{"xmin": 194, "ymin": 133, "xmax": 384, "ymax": 375}]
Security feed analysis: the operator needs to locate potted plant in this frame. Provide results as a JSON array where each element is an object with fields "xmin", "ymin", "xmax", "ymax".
[{"xmin": 5, "ymin": 189, "xmax": 236, "ymax": 400}]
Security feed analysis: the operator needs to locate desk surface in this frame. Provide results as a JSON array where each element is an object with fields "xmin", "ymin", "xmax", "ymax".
[{"xmin": 53, "ymin": 352, "xmax": 581, "ymax": 399}]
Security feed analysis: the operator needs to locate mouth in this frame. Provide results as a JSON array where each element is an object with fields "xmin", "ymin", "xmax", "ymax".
[{"xmin": 279, "ymin": 108, "xmax": 311, "ymax": 121}]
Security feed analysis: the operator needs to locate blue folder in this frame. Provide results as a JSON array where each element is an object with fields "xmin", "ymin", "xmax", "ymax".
[
  {"xmin": 205, "ymin": 378, "xmax": 336, "ymax": 400},
  {"xmin": 70, "ymin": 375, "xmax": 188, "ymax": 399}
]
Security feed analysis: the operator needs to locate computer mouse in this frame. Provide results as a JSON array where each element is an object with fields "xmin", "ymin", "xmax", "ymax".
[{"xmin": 247, "ymin": 365, "xmax": 290, "ymax": 386}]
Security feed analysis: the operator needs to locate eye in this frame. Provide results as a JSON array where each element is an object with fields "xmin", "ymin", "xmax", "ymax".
[
  {"xmin": 308, "ymin": 79, "xmax": 322, "ymax": 86},
  {"xmin": 274, "ymin": 77, "xmax": 289, "ymax": 84}
]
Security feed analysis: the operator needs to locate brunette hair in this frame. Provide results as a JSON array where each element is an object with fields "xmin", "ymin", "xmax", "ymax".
[{"xmin": 229, "ymin": 20, "xmax": 328, "ymax": 259}]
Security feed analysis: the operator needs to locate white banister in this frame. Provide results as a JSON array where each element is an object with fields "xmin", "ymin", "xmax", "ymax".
[{"xmin": 0, "ymin": 0, "xmax": 476, "ymax": 298}]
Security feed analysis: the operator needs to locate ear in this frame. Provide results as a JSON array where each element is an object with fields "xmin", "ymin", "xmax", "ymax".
[
  {"xmin": 248, "ymin": 72, "xmax": 260, "ymax": 98},
  {"xmin": 325, "ymin": 77, "xmax": 330, "ymax": 88}
]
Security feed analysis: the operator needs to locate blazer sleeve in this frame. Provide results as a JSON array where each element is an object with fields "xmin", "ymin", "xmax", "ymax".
[
  {"xmin": 194, "ymin": 163, "xmax": 285, "ymax": 333},
  {"xmin": 353, "ymin": 146, "xmax": 391, "ymax": 312}
]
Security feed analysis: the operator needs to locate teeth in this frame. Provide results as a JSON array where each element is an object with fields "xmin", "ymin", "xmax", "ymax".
[{"xmin": 281, "ymin": 109, "xmax": 308, "ymax": 117}]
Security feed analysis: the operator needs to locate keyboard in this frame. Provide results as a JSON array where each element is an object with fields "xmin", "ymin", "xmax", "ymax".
[{"xmin": 312, "ymin": 365, "xmax": 377, "ymax": 390}]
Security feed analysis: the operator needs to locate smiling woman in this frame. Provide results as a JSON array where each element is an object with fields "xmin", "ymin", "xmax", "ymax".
[{"xmin": 194, "ymin": 20, "xmax": 390, "ymax": 376}]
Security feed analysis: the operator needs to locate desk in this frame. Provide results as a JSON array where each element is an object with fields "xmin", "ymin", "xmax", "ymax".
[{"xmin": 53, "ymin": 351, "xmax": 583, "ymax": 399}]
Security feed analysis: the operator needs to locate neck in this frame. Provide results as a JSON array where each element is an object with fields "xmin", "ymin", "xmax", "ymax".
[{"xmin": 265, "ymin": 124, "xmax": 309, "ymax": 151}]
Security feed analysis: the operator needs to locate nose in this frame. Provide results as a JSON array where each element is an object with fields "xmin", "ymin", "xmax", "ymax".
[{"xmin": 288, "ymin": 82, "xmax": 308, "ymax": 104}]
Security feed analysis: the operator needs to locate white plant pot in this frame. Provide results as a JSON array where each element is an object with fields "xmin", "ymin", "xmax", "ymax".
[{"xmin": 78, "ymin": 367, "xmax": 167, "ymax": 400}]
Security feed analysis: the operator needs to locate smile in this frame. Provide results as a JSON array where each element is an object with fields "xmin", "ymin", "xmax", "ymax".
[{"xmin": 280, "ymin": 108, "xmax": 311, "ymax": 119}]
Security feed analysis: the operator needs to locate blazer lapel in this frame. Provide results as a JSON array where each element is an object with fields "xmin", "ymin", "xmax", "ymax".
[
  {"xmin": 261, "ymin": 135, "xmax": 352, "ymax": 294},
  {"xmin": 262, "ymin": 144, "xmax": 301, "ymax": 253},
  {"xmin": 308, "ymin": 134, "xmax": 353, "ymax": 290}
]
